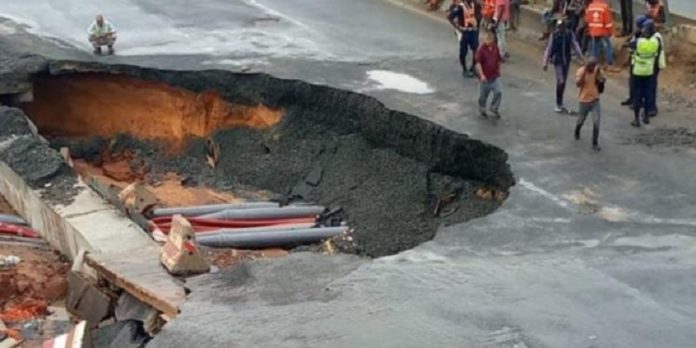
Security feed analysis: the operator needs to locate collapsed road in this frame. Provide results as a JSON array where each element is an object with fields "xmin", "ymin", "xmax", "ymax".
[
  {"xmin": 0, "ymin": 36, "xmax": 513, "ymax": 345},
  {"xmin": 2, "ymin": 0, "xmax": 696, "ymax": 346},
  {"xmin": 5, "ymin": 59, "xmax": 513, "ymax": 257}
]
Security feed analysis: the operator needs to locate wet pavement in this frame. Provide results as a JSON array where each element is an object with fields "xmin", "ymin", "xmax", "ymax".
[{"xmin": 2, "ymin": 0, "xmax": 696, "ymax": 347}]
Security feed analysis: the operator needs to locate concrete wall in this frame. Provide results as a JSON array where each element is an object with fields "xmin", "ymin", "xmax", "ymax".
[{"xmin": 0, "ymin": 156, "xmax": 155, "ymax": 259}]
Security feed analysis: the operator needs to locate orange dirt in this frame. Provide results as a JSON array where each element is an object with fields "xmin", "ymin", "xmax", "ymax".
[
  {"xmin": 1, "ymin": 195, "xmax": 67, "ymax": 324},
  {"xmin": 72, "ymin": 159, "xmax": 240, "ymax": 207},
  {"xmin": 21, "ymin": 74, "xmax": 283, "ymax": 150},
  {"xmin": 203, "ymin": 247, "xmax": 288, "ymax": 268},
  {"xmin": 0, "ymin": 243, "xmax": 69, "ymax": 312}
]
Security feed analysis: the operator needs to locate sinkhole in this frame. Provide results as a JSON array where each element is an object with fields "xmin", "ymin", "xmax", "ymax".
[{"xmin": 12, "ymin": 61, "xmax": 514, "ymax": 257}]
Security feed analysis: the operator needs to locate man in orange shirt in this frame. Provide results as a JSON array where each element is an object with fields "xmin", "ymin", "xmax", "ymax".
[
  {"xmin": 575, "ymin": 56, "xmax": 605, "ymax": 151},
  {"xmin": 585, "ymin": 0, "xmax": 615, "ymax": 69}
]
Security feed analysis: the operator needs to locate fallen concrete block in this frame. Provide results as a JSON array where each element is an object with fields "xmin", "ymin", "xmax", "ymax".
[
  {"xmin": 118, "ymin": 183, "xmax": 158, "ymax": 216},
  {"xmin": 65, "ymin": 271, "xmax": 113, "ymax": 326},
  {"xmin": 0, "ymin": 337, "xmax": 20, "ymax": 348},
  {"xmin": 65, "ymin": 250, "xmax": 114, "ymax": 326},
  {"xmin": 92, "ymin": 320, "xmax": 149, "ymax": 348},
  {"xmin": 42, "ymin": 320, "xmax": 92, "ymax": 348},
  {"xmin": 160, "ymin": 215, "xmax": 209, "ymax": 276},
  {"xmin": 85, "ymin": 247, "xmax": 186, "ymax": 318},
  {"xmin": 114, "ymin": 293, "xmax": 162, "ymax": 335}
]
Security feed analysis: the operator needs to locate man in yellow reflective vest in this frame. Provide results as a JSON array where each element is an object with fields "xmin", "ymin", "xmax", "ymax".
[{"xmin": 630, "ymin": 23, "xmax": 659, "ymax": 127}]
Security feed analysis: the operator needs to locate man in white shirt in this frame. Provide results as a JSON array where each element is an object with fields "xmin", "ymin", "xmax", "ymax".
[{"xmin": 88, "ymin": 15, "xmax": 117, "ymax": 55}]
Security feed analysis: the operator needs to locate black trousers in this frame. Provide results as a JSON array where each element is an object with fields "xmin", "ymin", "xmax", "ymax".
[{"xmin": 620, "ymin": 0, "xmax": 634, "ymax": 34}]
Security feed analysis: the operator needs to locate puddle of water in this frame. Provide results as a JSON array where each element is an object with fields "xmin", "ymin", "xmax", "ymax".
[
  {"xmin": 0, "ymin": 22, "xmax": 16, "ymax": 34},
  {"xmin": 611, "ymin": 234, "xmax": 695, "ymax": 249},
  {"xmin": 366, "ymin": 70, "xmax": 434, "ymax": 95},
  {"xmin": 598, "ymin": 206, "xmax": 629, "ymax": 222}
]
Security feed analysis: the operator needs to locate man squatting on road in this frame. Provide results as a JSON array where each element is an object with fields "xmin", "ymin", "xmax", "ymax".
[{"xmin": 88, "ymin": 15, "xmax": 117, "ymax": 55}]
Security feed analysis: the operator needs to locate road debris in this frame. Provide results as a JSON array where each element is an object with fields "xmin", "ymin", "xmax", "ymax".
[
  {"xmin": 160, "ymin": 215, "xmax": 210, "ymax": 276},
  {"xmin": 42, "ymin": 320, "xmax": 91, "ymax": 348},
  {"xmin": 0, "ymin": 256, "xmax": 20, "ymax": 269}
]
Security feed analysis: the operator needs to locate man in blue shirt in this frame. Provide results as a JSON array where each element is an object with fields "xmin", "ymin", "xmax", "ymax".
[{"xmin": 543, "ymin": 19, "xmax": 584, "ymax": 114}]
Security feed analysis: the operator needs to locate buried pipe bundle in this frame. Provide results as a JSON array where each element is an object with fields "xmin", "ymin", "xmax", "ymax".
[
  {"xmin": 152, "ymin": 217, "xmax": 318, "ymax": 232},
  {"xmin": 197, "ymin": 222, "xmax": 318, "ymax": 236},
  {"xmin": 151, "ymin": 202, "xmax": 280, "ymax": 217},
  {"xmin": 0, "ymin": 214, "xmax": 28, "ymax": 226},
  {"xmin": 197, "ymin": 226, "xmax": 348, "ymax": 248},
  {"xmin": 200, "ymin": 206, "xmax": 326, "ymax": 220},
  {"xmin": 0, "ymin": 222, "xmax": 40, "ymax": 238}
]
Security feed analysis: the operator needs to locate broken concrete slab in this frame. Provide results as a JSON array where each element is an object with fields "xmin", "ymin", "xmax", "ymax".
[
  {"xmin": 304, "ymin": 165, "xmax": 324, "ymax": 187},
  {"xmin": 0, "ymin": 160, "xmax": 154, "ymax": 259},
  {"xmin": 85, "ymin": 247, "xmax": 186, "ymax": 318}
]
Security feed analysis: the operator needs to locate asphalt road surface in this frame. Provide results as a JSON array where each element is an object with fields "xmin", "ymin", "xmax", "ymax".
[{"xmin": 1, "ymin": 0, "xmax": 696, "ymax": 347}]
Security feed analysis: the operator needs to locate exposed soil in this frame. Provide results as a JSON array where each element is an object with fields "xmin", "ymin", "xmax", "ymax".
[
  {"xmin": 0, "ymin": 195, "xmax": 69, "ymax": 347},
  {"xmin": 71, "ymin": 159, "xmax": 248, "ymax": 208},
  {"xmin": 22, "ymin": 74, "xmax": 283, "ymax": 150},
  {"xmin": 203, "ymin": 247, "xmax": 289, "ymax": 268},
  {"xmin": 0, "ymin": 244, "xmax": 68, "ymax": 310}
]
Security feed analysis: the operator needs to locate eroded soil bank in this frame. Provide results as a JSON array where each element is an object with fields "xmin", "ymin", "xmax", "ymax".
[{"xmin": 8, "ymin": 60, "xmax": 514, "ymax": 257}]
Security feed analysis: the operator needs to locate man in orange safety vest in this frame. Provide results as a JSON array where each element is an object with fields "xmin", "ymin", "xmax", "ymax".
[{"xmin": 585, "ymin": 0, "xmax": 616, "ymax": 70}]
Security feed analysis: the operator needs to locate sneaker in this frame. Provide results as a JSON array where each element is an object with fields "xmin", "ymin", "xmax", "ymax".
[
  {"xmin": 490, "ymin": 109, "xmax": 501, "ymax": 119},
  {"xmin": 620, "ymin": 99, "xmax": 633, "ymax": 106},
  {"xmin": 592, "ymin": 144, "xmax": 602, "ymax": 152},
  {"xmin": 93, "ymin": 47, "xmax": 102, "ymax": 55},
  {"xmin": 555, "ymin": 105, "xmax": 564, "ymax": 113},
  {"xmin": 480, "ymin": 109, "xmax": 488, "ymax": 118},
  {"xmin": 642, "ymin": 116, "xmax": 650, "ymax": 125},
  {"xmin": 630, "ymin": 120, "xmax": 640, "ymax": 127}
]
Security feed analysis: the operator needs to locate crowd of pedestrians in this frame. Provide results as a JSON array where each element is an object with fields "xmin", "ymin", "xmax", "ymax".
[{"xmin": 444, "ymin": 0, "xmax": 667, "ymax": 151}]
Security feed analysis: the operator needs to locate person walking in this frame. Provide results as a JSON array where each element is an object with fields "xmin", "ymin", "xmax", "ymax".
[
  {"xmin": 585, "ymin": 0, "xmax": 617, "ymax": 71},
  {"xmin": 449, "ymin": 0, "xmax": 481, "ymax": 78},
  {"xmin": 493, "ymin": 0, "xmax": 511, "ymax": 58},
  {"xmin": 630, "ymin": 24, "xmax": 660, "ymax": 127},
  {"xmin": 509, "ymin": 0, "xmax": 521, "ymax": 31},
  {"xmin": 646, "ymin": 19, "xmax": 666, "ymax": 117},
  {"xmin": 574, "ymin": 56, "xmax": 605, "ymax": 151},
  {"xmin": 619, "ymin": 0, "xmax": 634, "ymax": 36},
  {"xmin": 544, "ymin": 19, "xmax": 584, "ymax": 114},
  {"xmin": 566, "ymin": 0, "xmax": 585, "ymax": 33},
  {"xmin": 475, "ymin": 30, "xmax": 503, "ymax": 118}
]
